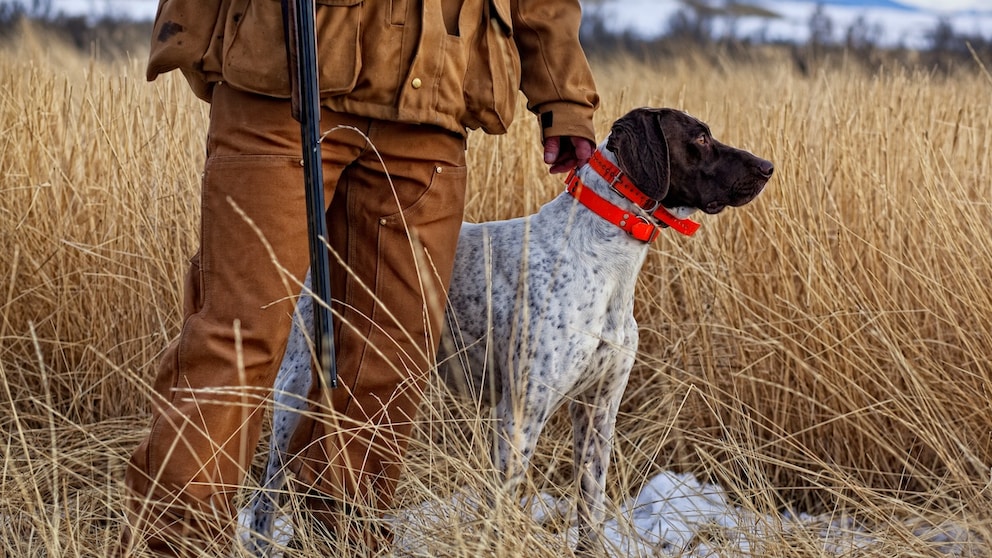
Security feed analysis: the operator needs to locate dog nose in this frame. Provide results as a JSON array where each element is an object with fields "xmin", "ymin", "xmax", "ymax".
[{"xmin": 758, "ymin": 159, "xmax": 774, "ymax": 178}]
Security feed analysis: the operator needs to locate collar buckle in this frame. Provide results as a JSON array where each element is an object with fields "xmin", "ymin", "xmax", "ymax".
[{"xmin": 641, "ymin": 198, "xmax": 662, "ymax": 214}]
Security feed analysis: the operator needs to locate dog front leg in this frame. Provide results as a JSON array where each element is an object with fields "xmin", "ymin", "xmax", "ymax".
[
  {"xmin": 569, "ymin": 383, "xmax": 624, "ymax": 557},
  {"xmin": 494, "ymin": 393, "xmax": 552, "ymax": 499}
]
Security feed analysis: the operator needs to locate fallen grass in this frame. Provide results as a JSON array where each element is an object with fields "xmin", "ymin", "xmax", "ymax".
[{"xmin": 2, "ymin": 32, "xmax": 992, "ymax": 556}]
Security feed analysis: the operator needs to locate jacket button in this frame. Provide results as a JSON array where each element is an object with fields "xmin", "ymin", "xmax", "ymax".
[{"xmin": 411, "ymin": 77, "xmax": 423, "ymax": 89}]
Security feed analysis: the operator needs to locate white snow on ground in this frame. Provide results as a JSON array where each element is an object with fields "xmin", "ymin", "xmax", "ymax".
[
  {"xmin": 388, "ymin": 470, "xmax": 979, "ymax": 557},
  {"xmin": 239, "ymin": 469, "xmax": 979, "ymax": 555}
]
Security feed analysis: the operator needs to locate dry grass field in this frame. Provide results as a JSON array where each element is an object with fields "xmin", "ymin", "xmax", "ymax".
[{"xmin": 2, "ymin": 27, "xmax": 992, "ymax": 557}]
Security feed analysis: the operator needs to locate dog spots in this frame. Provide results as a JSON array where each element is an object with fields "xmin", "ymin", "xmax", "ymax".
[{"xmin": 538, "ymin": 353, "xmax": 552, "ymax": 372}]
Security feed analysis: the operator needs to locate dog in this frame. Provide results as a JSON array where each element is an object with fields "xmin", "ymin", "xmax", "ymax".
[{"xmin": 245, "ymin": 108, "xmax": 773, "ymax": 556}]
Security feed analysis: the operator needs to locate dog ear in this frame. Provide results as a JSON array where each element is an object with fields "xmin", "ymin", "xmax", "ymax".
[{"xmin": 606, "ymin": 108, "xmax": 671, "ymax": 201}]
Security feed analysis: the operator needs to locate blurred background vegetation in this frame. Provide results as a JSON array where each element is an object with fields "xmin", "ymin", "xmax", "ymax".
[
  {"xmin": 577, "ymin": 0, "xmax": 992, "ymax": 75},
  {"xmin": 0, "ymin": 0, "xmax": 151, "ymax": 59},
  {"xmin": 2, "ymin": 0, "xmax": 991, "ymax": 73},
  {"xmin": 2, "ymin": 0, "xmax": 990, "ymax": 73}
]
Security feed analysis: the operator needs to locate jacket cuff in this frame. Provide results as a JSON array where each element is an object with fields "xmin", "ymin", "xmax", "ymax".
[{"xmin": 535, "ymin": 102, "xmax": 597, "ymax": 144}]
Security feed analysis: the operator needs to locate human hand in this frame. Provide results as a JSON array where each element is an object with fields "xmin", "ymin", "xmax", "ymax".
[{"xmin": 543, "ymin": 135, "xmax": 595, "ymax": 174}]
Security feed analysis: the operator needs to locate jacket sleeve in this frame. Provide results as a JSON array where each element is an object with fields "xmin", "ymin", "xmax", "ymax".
[
  {"xmin": 146, "ymin": 0, "xmax": 228, "ymax": 102},
  {"xmin": 511, "ymin": 0, "xmax": 600, "ymax": 142}
]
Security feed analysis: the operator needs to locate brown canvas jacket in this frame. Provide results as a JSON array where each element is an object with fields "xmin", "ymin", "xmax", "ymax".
[{"xmin": 146, "ymin": 0, "xmax": 598, "ymax": 138}]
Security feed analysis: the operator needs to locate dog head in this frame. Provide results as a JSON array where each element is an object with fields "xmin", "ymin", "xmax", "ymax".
[{"xmin": 606, "ymin": 107, "xmax": 773, "ymax": 214}]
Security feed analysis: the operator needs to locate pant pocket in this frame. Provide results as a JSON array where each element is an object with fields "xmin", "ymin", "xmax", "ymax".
[
  {"xmin": 378, "ymin": 164, "xmax": 467, "ymax": 244},
  {"xmin": 377, "ymin": 163, "xmax": 468, "ymax": 313}
]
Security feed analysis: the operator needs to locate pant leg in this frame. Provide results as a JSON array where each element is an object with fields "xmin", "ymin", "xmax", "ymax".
[
  {"xmin": 289, "ymin": 121, "xmax": 468, "ymax": 527},
  {"xmin": 122, "ymin": 84, "xmax": 367, "ymax": 556}
]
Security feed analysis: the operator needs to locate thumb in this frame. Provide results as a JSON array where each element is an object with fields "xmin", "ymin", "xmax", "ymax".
[{"xmin": 543, "ymin": 136, "xmax": 561, "ymax": 164}]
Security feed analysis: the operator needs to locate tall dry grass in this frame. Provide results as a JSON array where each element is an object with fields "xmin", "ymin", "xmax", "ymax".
[{"xmin": 2, "ymin": 30, "xmax": 992, "ymax": 556}]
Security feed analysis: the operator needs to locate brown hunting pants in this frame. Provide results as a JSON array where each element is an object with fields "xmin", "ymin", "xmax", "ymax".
[{"xmin": 123, "ymin": 83, "xmax": 467, "ymax": 556}]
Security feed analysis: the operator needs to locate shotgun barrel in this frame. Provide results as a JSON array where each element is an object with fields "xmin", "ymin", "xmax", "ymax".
[{"xmin": 281, "ymin": 0, "xmax": 337, "ymax": 389}]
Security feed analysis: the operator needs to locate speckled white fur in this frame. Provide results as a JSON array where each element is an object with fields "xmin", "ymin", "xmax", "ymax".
[{"xmin": 438, "ymin": 141, "xmax": 655, "ymax": 555}]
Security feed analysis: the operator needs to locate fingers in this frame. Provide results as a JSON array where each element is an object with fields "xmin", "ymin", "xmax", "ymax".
[
  {"xmin": 544, "ymin": 136, "xmax": 595, "ymax": 174},
  {"xmin": 573, "ymin": 137, "xmax": 594, "ymax": 168}
]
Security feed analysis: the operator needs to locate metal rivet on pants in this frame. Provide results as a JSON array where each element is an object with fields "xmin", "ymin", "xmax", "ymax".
[
  {"xmin": 379, "ymin": 218, "xmax": 387, "ymax": 226},
  {"xmin": 435, "ymin": 166, "xmax": 443, "ymax": 174}
]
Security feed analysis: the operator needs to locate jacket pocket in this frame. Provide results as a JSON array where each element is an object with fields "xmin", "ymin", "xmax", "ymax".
[
  {"xmin": 463, "ymin": 0, "xmax": 520, "ymax": 134},
  {"xmin": 222, "ymin": 0, "xmax": 363, "ymax": 98}
]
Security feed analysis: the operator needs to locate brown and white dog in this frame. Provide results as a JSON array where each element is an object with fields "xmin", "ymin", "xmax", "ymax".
[{"xmin": 439, "ymin": 107, "xmax": 772, "ymax": 553}]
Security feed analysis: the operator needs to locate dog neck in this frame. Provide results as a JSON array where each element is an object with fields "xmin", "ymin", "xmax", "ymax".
[{"xmin": 566, "ymin": 142, "xmax": 700, "ymax": 241}]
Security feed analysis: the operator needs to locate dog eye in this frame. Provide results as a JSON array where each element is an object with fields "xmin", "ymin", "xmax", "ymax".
[{"xmin": 694, "ymin": 135, "xmax": 709, "ymax": 146}]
